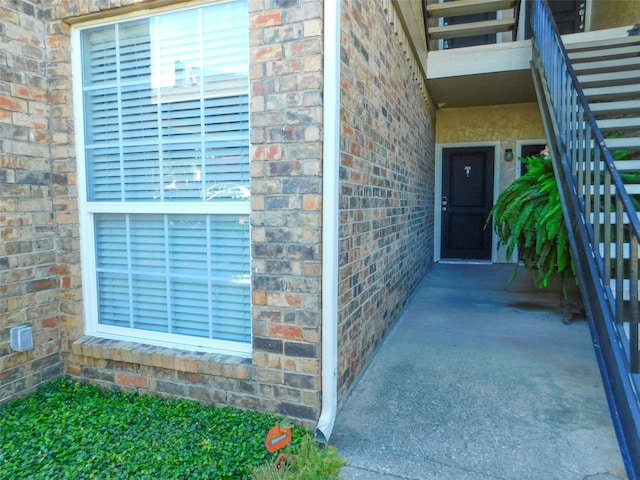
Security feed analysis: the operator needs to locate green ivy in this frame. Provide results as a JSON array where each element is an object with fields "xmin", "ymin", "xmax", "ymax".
[
  {"xmin": 0, "ymin": 379, "xmax": 310, "ymax": 480},
  {"xmin": 488, "ymin": 154, "xmax": 575, "ymax": 294}
]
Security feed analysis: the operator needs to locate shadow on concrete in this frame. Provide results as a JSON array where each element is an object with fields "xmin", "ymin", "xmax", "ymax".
[{"xmin": 331, "ymin": 263, "xmax": 627, "ymax": 480}]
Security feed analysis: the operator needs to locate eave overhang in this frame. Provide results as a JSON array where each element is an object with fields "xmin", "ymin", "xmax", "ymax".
[{"xmin": 426, "ymin": 40, "xmax": 535, "ymax": 108}]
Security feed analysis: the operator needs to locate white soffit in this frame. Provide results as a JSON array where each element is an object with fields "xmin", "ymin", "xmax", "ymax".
[{"xmin": 427, "ymin": 40, "xmax": 532, "ymax": 79}]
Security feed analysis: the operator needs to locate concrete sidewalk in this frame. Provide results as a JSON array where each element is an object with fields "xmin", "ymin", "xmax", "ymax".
[{"xmin": 331, "ymin": 263, "xmax": 627, "ymax": 480}]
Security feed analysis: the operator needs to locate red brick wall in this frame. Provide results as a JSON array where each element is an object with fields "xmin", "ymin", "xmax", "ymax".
[
  {"xmin": 338, "ymin": 0, "xmax": 435, "ymax": 395},
  {"xmin": 0, "ymin": 0, "xmax": 63, "ymax": 403}
]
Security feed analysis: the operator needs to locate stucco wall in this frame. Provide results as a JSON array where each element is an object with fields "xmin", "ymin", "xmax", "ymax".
[
  {"xmin": 436, "ymin": 103, "xmax": 544, "ymax": 144},
  {"xmin": 338, "ymin": 0, "xmax": 435, "ymax": 397},
  {"xmin": 436, "ymin": 102, "xmax": 545, "ymax": 190},
  {"xmin": 0, "ymin": 0, "xmax": 64, "ymax": 404},
  {"xmin": 590, "ymin": 0, "xmax": 640, "ymax": 31},
  {"xmin": 436, "ymin": 103, "xmax": 546, "ymax": 263}
]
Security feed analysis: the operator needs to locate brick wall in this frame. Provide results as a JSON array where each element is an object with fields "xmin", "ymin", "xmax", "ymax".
[
  {"xmin": 0, "ymin": 0, "xmax": 63, "ymax": 404},
  {"xmin": 47, "ymin": 4, "xmax": 83, "ymax": 367},
  {"xmin": 3, "ymin": 0, "xmax": 436, "ymax": 427},
  {"xmin": 338, "ymin": 0, "xmax": 435, "ymax": 396},
  {"xmin": 248, "ymin": 0, "xmax": 324, "ymax": 422},
  {"xmin": 38, "ymin": 0, "xmax": 325, "ymax": 426}
]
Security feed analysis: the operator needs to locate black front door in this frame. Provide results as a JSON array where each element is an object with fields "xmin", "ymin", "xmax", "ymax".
[{"xmin": 441, "ymin": 147, "xmax": 495, "ymax": 260}]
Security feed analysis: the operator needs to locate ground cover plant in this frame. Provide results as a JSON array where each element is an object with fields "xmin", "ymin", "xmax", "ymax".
[{"xmin": 0, "ymin": 378, "xmax": 324, "ymax": 480}]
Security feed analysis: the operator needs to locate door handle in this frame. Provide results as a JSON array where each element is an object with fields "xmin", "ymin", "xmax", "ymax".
[{"xmin": 442, "ymin": 196, "xmax": 448, "ymax": 212}]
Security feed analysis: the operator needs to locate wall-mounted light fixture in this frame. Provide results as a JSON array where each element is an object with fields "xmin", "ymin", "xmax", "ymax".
[{"xmin": 504, "ymin": 149, "xmax": 514, "ymax": 162}]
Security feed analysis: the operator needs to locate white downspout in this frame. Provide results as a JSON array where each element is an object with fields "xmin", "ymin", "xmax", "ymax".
[{"xmin": 315, "ymin": 0, "xmax": 340, "ymax": 444}]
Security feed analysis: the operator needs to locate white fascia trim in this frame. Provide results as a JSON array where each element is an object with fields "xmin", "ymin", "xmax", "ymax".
[
  {"xmin": 71, "ymin": 26, "xmax": 100, "ymax": 342},
  {"xmin": 315, "ymin": 0, "xmax": 340, "ymax": 444},
  {"xmin": 427, "ymin": 39, "xmax": 532, "ymax": 79},
  {"xmin": 392, "ymin": 0, "xmax": 428, "ymax": 74}
]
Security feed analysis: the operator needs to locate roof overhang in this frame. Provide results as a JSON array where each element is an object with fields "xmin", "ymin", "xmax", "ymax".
[{"xmin": 426, "ymin": 40, "xmax": 535, "ymax": 108}]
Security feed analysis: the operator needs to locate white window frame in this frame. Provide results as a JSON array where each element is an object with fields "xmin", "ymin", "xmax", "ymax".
[{"xmin": 72, "ymin": 1, "xmax": 251, "ymax": 357}]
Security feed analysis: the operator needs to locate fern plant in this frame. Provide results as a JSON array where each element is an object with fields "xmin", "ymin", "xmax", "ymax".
[{"xmin": 488, "ymin": 154, "xmax": 575, "ymax": 293}]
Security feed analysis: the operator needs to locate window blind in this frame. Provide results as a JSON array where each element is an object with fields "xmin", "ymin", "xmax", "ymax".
[
  {"xmin": 95, "ymin": 214, "xmax": 251, "ymax": 342},
  {"xmin": 79, "ymin": 0, "xmax": 251, "ymax": 351},
  {"xmin": 82, "ymin": 2, "xmax": 249, "ymax": 202}
]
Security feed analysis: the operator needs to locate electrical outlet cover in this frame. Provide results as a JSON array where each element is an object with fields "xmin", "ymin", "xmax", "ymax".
[{"xmin": 10, "ymin": 325, "xmax": 33, "ymax": 352}]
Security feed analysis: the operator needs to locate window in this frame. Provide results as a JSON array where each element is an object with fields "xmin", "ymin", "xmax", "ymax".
[{"xmin": 74, "ymin": 0, "xmax": 251, "ymax": 356}]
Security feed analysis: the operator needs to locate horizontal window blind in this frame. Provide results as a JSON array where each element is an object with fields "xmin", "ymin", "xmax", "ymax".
[
  {"xmin": 78, "ymin": 0, "xmax": 251, "ymax": 352},
  {"xmin": 95, "ymin": 214, "xmax": 251, "ymax": 342},
  {"xmin": 82, "ymin": 2, "xmax": 249, "ymax": 202}
]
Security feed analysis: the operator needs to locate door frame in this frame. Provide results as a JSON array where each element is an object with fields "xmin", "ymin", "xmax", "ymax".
[
  {"xmin": 522, "ymin": 1, "xmax": 593, "ymax": 40},
  {"xmin": 498, "ymin": 139, "xmax": 547, "ymax": 263},
  {"xmin": 516, "ymin": 138, "xmax": 547, "ymax": 179},
  {"xmin": 434, "ymin": 141, "xmax": 501, "ymax": 263}
]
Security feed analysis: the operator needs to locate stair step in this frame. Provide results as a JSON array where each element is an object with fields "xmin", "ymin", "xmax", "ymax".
[
  {"xmin": 588, "ymin": 160, "xmax": 640, "ymax": 171},
  {"xmin": 578, "ymin": 69, "xmax": 640, "ymax": 88},
  {"xmin": 426, "ymin": 0, "xmax": 515, "ymax": 18},
  {"xmin": 599, "ymin": 243, "xmax": 634, "ymax": 258},
  {"xmin": 590, "ymin": 211, "xmax": 639, "ymax": 225},
  {"xmin": 574, "ymin": 139, "xmax": 640, "ymax": 156},
  {"xmin": 608, "ymin": 279, "xmax": 640, "ymax": 302},
  {"xmin": 605, "ymin": 137, "xmax": 640, "ymax": 150},
  {"xmin": 569, "ymin": 44, "xmax": 640, "ymax": 63},
  {"xmin": 583, "ymin": 83, "xmax": 640, "ymax": 101},
  {"xmin": 429, "ymin": 18, "xmax": 515, "ymax": 40},
  {"xmin": 615, "ymin": 160, "xmax": 640, "ymax": 171},
  {"xmin": 590, "ymin": 100, "xmax": 640, "ymax": 116},
  {"xmin": 565, "ymin": 35, "xmax": 640, "ymax": 53},
  {"xmin": 573, "ymin": 56, "xmax": 640, "ymax": 74},
  {"xmin": 589, "ymin": 184, "xmax": 640, "ymax": 195},
  {"xmin": 598, "ymin": 117, "xmax": 640, "ymax": 132}
]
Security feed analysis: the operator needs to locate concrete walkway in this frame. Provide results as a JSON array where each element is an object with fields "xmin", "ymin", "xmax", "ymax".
[{"xmin": 331, "ymin": 263, "xmax": 627, "ymax": 480}]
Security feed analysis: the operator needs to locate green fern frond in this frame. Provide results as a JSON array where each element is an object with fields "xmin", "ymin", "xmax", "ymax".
[{"xmin": 487, "ymin": 154, "xmax": 576, "ymax": 294}]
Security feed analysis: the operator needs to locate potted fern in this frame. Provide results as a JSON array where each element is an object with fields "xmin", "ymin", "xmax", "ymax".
[{"xmin": 488, "ymin": 153, "xmax": 575, "ymax": 294}]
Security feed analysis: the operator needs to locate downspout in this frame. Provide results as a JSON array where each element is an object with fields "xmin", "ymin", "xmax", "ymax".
[{"xmin": 315, "ymin": 0, "xmax": 340, "ymax": 444}]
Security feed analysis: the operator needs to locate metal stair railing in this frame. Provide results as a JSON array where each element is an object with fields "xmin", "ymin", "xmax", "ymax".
[{"xmin": 530, "ymin": 0, "xmax": 640, "ymax": 476}]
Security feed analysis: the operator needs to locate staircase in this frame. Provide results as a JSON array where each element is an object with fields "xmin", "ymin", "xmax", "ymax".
[
  {"xmin": 530, "ymin": 1, "xmax": 640, "ymax": 476},
  {"xmin": 568, "ymin": 32, "xmax": 640, "ymax": 301},
  {"xmin": 569, "ymin": 33, "xmax": 640, "ymax": 171},
  {"xmin": 426, "ymin": 0, "xmax": 520, "ymax": 47}
]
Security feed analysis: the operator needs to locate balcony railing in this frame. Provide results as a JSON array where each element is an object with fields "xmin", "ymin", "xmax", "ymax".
[{"xmin": 426, "ymin": 0, "xmax": 521, "ymax": 50}]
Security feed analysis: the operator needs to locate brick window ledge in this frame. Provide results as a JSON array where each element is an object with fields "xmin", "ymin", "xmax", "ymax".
[{"xmin": 71, "ymin": 336, "xmax": 251, "ymax": 380}]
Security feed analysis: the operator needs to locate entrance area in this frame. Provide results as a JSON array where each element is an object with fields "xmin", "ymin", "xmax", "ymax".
[
  {"xmin": 440, "ymin": 146, "xmax": 495, "ymax": 260},
  {"xmin": 331, "ymin": 263, "xmax": 625, "ymax": 479}
]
